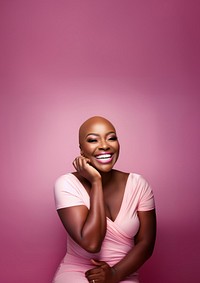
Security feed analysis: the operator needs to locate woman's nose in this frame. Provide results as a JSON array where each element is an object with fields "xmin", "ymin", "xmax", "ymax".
[{"xmin": 99, "ymin": 140, "xmax": 109, "ymax": 150}]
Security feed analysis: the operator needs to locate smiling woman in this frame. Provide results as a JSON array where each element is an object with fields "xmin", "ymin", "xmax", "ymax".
[
  {"xmin": 78, "ymin": 116, "xmax": 120, "ymax": 171},
  {"xmin": 53, "ymin": 116, "xmax": 156, "ymax": 283}
]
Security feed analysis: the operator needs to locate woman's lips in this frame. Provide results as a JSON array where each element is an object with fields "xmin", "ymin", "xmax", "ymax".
[{"xmin": 95, "ymin": 154, "xmax": 113, "ymax": 164}]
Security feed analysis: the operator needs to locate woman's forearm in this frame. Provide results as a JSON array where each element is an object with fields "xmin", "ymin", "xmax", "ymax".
[
  {"xmin": 112, "ymin": 241, "xmax": 154, "ymax": 282},
  {"xmin": 80, "ymin": 179, "xmax": 107, "ymax": 252}
]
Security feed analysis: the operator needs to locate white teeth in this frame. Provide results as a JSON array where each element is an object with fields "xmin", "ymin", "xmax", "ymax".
[{"xmin": 96, "ymin": 154, "xmax": 111, "ymax": 159}]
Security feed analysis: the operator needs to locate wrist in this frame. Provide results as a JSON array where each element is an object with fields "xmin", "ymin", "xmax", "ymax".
[
  {"xmin": 91, "ymin": 176, "xmax": 102, "ymax": 186},
  {"xmin": 111, "ymin": 266, "xmax": 119, "ymax": 283}
]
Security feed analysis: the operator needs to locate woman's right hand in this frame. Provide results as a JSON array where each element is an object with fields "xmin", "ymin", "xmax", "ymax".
[{"xmin": 72, "ymin": 156, "xmax": 101, "ymax": 184}]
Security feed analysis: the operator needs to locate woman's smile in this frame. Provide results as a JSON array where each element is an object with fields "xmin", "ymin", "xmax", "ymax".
[{"xmin": 95, "ymin": 153, "xmax": 113, "ymax": 164}]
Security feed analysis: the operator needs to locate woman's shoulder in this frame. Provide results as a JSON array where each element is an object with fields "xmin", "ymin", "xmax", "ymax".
[
  {"xmin": 114, "ymin": 171, "xmax": 151, "ymax": 192},
  {"xmin": 55, "ymin": 172, "xmax": 74, "ymax": 183},
  {"xmin": 54, "ymin": 172, "xmax": 83, "ymax": 191}
]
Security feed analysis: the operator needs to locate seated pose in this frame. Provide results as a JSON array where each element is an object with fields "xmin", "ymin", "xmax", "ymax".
[{"xmin": 53, "ymin": 116, "xmax": 156, "ymax": 283}]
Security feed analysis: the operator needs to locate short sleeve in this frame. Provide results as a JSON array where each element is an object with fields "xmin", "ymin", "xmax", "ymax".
[
  {"xmin": 54, "ymin": 174, "xmax": 87, "ymax": 210},
  {"xmin": 137, "ymin": 175, "xmax": 155, "ymax": 211}
]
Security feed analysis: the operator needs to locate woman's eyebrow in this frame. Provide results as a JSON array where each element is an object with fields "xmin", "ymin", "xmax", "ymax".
[
  {"xmin": 86, "ymin": 133, "xmax": 99, "ymax": 137},
  {"xmin": 86, "ymin": 131, "xmax": 116, "ymax": 137}
]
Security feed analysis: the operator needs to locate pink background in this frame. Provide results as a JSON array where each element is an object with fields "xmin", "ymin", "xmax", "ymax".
[{"xmin": 1, "ymin": 1, "xmax": 200, "ymax": 282}]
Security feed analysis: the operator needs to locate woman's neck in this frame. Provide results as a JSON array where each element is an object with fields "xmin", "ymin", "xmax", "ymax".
[{"xmin": 100, "ymin": 169, "xmax": 117, "ymax": 187}]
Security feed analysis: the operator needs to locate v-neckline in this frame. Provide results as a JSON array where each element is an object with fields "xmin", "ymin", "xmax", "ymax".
[
  {"xmin": 109, "ymin": 173, "xmax": 130, "ymax": 223},
  {"xmin": 69, "ymin": 172, "xmax": 131, "ymax": 223}
]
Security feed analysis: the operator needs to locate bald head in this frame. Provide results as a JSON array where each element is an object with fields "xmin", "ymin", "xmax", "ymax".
[{"xmin": 79, "ymin": 116, "xmax": 116, "ymax": 145}]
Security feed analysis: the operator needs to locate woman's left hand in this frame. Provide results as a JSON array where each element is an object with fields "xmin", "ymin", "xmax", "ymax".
[{"xmin": 85, "ymin": 259, "xmax": 117, "ymax": 283}]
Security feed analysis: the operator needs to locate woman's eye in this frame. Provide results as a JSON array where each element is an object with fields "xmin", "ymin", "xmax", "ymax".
[
  {"xmin": 87, "ymin": 139, "xmax": 97, "ymax": 143},
  {"xmin": 108, "ymin": 136, "xmax": 117, "ymax": 141}
]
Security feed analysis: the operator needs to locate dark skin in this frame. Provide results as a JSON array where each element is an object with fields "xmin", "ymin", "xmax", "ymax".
[{"xmin": 57, "ymin": 116, "xmax": 156, "ymax": 283}]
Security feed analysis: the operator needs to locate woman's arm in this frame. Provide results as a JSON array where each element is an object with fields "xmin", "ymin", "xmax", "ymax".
[
  {"xmin": 85, "ymin": 209, "xmax": 156, "ymax": 283},
  {"xmin": 113, "ymin": 209, "xmax": 156, "ymax": 281},
  {"xmin": 57, "ymin": 156, "xmax": 107, "ymax": 253}
]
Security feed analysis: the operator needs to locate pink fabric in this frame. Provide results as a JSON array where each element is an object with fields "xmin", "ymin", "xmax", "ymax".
[{"xmin": 53, "ymin": 173, "xmax": 155, "ymax": 282}]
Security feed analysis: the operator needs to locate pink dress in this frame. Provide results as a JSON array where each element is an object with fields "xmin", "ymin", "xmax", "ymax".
[{"xmin": 53, "ymin": 173, "xmax": 155, "ymax": 283}]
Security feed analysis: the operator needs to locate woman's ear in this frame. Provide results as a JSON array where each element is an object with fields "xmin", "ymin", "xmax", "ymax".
[{"xmin": 79, "ymin": 145, "xmax": 84, "ymax": 156}]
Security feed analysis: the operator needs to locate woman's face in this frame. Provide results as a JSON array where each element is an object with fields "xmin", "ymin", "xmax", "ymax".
[{"xmin": 79, "ymin": 117, "xmax": 120, "ymax": 172}]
